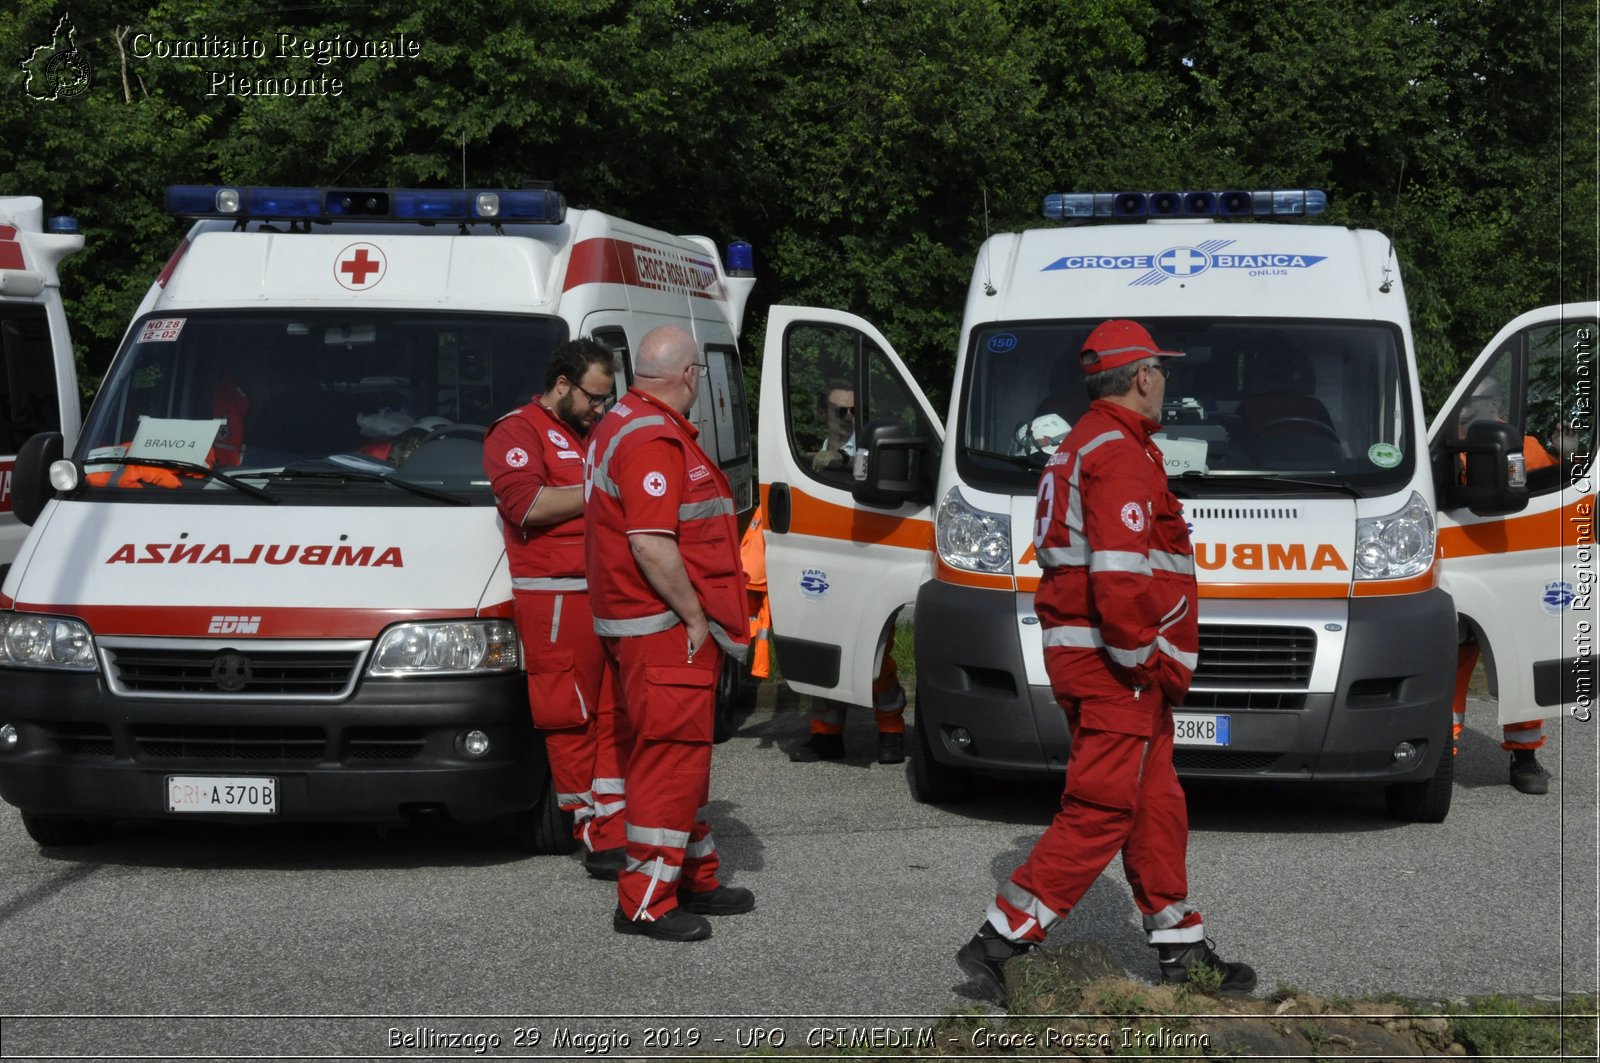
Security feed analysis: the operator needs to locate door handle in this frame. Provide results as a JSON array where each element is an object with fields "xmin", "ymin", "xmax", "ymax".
[{"xmin": 769, "ymin": 482, "xmax": 792, "ymax": 534}]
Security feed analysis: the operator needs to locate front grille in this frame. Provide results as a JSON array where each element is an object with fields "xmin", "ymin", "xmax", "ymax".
[
  {"xmin": 107, "ymin": 647, "xmax": 361, "ymax": 697},
  {"xmin": 1193, "ymin": 624, "xmax": 1315, "ymax": 687},
  {"xmin": 1179, "ymin": 692, "xmax": 1307, "ymax": 711},
  {"xmin": 133, "ymin": 725, "xmax": 325, "ymax": 761},
  {"xmin": 44, "ymin": 722, "xmax": 115, "ymax": 757},
  {"xmin": 345, "ymin": 728, "xmax": 427, "ymax": 761},
  {"xmin": 1174, "ymin": 749, "xmax": 1282, "ymax": 772}
]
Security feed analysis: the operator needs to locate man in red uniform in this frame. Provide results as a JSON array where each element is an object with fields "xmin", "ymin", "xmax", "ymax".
[
  {"xmin": 485, "ymin": 337, "xmax": 630, "ymax": 875},
  {"xmin": 957, "ymin": 320, "xmax": 1254, "ymax": 1000},
  {"xmin": 585, "ymin": 325, "xmax": 755, "ymax": 941}
]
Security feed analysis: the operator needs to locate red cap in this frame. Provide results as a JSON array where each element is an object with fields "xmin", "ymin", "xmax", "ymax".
[{"xmin": 1078, "ymin": 320, "xmax": 1185, "ymax": 374}]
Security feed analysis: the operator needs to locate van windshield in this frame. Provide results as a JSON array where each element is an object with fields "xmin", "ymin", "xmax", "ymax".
[
  {"xmin": 959, "ymin": 318, "xmax": 1415, "ymax": 496},
  {"xmin": 78, "ymin": 310, "xmax": 568, "ymax": 504}
]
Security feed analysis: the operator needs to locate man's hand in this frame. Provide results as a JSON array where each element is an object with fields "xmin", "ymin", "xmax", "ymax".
[{"xmin": 811, "ymin": 449, "xmax": 845, "ymax": 472}]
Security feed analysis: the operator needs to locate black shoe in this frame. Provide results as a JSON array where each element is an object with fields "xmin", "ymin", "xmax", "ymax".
[
  {"xmin": 877, "ymin": 731, "xmax": 906, "ymax": 765},
  {"xmin": 956, "ymin": 922, "xmax": 1036, "ymax": 1003},
  {"xmin": 1155, "ymin": 939, "xmax": 1256, "ymax": 993},
  {"xmin": 789, "ymin": 733, "xmax": 845, "ymax": 762},
  {"xmin": 678, "ymin": 884, "xmax": 756, "ymax": 916},
  {"xmin": 612, "ymin": 905, "xmax": 712, "ymax": 942},
  {"xmin": 1510, "ymin": 750, "xmax": 1551, "ymax": 795},
  {"xmin": 584, "ymin": 846, "xmax": 626, "ymax": 881}
]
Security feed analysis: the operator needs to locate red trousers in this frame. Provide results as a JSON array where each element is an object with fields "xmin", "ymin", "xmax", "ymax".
[
  {"xmin": 514, "ymin": 589, "xmax": 629, "ymax": 852},
  {"xmin": 1454, "ymin": 641, "xmax": 1544, "ymax": 752},
  {"xmin": 991, "ymin": 692, "xmax": 1203, "ymax": 946},
  {"xmin": 605, "ymin": 627, "xmax": 724, "ymax": 922}
]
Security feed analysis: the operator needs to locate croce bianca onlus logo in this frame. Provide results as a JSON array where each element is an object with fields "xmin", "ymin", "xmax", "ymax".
[{"xmin": 21, "ymin": 13, "xmax": 92, "ymax": 101}]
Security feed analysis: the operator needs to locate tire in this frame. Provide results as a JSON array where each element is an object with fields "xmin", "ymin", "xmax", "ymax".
[
  {"xmin": 1384, "ymin": 742, "xmax": 1454, "ymax": 823},
  {"xmin": 906, "ymin": 714, "xmax": 974, "ymax": 804},
  {"xmin": 713, "ymin": 652, "xmax": 750, "ymax": 744},
  {"xmin": 21, "ymin": 813, "xmax": 113, "ymax": 847},
  {"xmin": 510, "ymin": 778, "xmax": 578, "ymax": 855}
]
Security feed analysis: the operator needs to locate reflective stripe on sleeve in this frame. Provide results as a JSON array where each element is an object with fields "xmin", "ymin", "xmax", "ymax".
[
  {"xmin": 1037, "ymin": 544, "xmax": 1087, "ymax": 568},
  {"xmin": 593, "ymin": 415, "xmax": 667, "ymax": 499},
  {"xmin": 1156, "ymin": 637, "xmax": 1199, "ymax": 672},
  {"xmin": 1091, "ymin": 550, "xmax": 1151, "ymax": 576},
  {"xmin": 680, "ymin": 497, "xmax": 735, "ymax": 521},
  {"xmin": 1149, "ymin": 551, "xmax": 1195, "ymax": 575}
]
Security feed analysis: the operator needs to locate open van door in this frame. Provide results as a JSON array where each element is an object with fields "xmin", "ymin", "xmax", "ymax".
[
  {"xmin": 1431, "ymin": 302, "xmax": 1598, "ymax": 727},
  {"xmin": 759, "ymin": 306, "xmax": 942, "ymax": 707}
]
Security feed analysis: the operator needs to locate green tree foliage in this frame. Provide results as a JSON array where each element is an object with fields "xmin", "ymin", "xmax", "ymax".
[{"xmin": 2, "ymin": 0, "xmax": 1593, "ymax": 412}]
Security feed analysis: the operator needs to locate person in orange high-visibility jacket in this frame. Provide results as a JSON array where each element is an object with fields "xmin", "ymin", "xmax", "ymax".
[
  {"xmin": 739, "ymin": 502, "xmax": 772, "ymax": 681},
  {"xmin": 1452, "ymin": 377, "xmax": 1561, "ymax": 793},
  {"xmin": 957, "ymin": 320, "xmax": 1254, "ymax": 1003},
  {"xmin": 585, "ymin": 325, "xmax": 755, "ymax": 943},
  {"xmin": 485, "ymin": 337, "xmax": 630, "ymax": 874}
]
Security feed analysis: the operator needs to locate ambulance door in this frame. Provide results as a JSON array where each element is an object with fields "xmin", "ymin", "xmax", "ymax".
[
  {"xmin": 1432, "ymin": 302, "xmax": 1598, "ymax": 724},
  {"xmin": 1, "ymin": 298, "xmax": 79, "ymax": 575},
  {"xmin": 759, "ymin": 306, "xmax": 941, "ymax": 706}
]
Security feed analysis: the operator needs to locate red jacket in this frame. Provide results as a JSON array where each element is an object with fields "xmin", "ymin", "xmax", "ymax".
[
  {"xmin": 1033, "ymin": 399, "xmax": 1199, "ymax": 719},
  {"xmin": 583, "ymin": 387, "xmax": 749, "ymax": 661},
  {"xmin": 484, "ymin": 400, "xmax": 588, "ymax": 582}
]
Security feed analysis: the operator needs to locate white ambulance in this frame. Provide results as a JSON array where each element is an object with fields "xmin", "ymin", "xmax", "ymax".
[
  {"xmin": 0, "ymin": 184, "xmax": 756, "ymax": 849},
  {"xmin": 758, "ymin": 187, "xmax": 1595, "ymax": 823},
  {"xmin": 0, "ymin": 196, "xmax": 82, "ymax": 581}
]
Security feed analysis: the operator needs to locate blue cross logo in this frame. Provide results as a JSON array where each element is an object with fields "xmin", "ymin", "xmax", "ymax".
[{"xmin": 1158, "ymin": 247, "xmax": 1210, "ymax": 277}]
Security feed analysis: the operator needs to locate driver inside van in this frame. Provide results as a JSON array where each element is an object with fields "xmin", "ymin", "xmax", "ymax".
[{"xmin": 810, "ymin": 380, "xmax": 856, "ymax": 472}]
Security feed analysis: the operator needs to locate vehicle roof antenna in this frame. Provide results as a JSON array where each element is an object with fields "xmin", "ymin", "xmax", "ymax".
[
  {"xmin": 981, "ymin": 186, "xmax": 996, "ymax": 296},
  {"xmin": 1379, "ymin": 159, "xmax": 1404, "ymax": 294}
]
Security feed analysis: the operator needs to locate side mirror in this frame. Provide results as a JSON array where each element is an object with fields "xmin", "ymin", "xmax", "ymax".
[
  {"xmin": 851, "ymin": 418, "xmax": 932, "ymax": 509},
  {"xmin": 1438, "ymin": 420, "xmax": 1530, "ymax": 517},
  {"xmin": 12, "ymin": 431, "xmax": 64, "ymax": 526}
]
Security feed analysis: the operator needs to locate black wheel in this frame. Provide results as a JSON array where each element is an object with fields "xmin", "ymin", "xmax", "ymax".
[
  {"xmin": 713, "ymin": 652, "xmax": 750, "ymax": 744},
  {"xmin": 21, "ymin": 812, "xmax": 113, "ymax": 847},
  {"xmin": 906, "ymin": 713, "xmax": 973, "ymax": 804},
  {"xmin": 510, "ymin": 777, "xmax": 578, "ymax": 854},
  {"xmin": 1384, "ymin": 742, "xmax": 1454, "ymax": 823}
]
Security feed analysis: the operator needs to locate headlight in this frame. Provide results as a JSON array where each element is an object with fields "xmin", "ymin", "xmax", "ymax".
[
  {"xmin": 1354, "ymin": 491, "xmax": 1435, "ymax": 580},
  {"xmin": 0, "ymin": 613, "xmax": 98, "ymax": 671},
  {"xmin": 368, "ymin": 620, "xmax": 521, "ymax": 676},
  {"xmin": 936, "ymin": 488, "xmax": 1012, "ymax": 574}
]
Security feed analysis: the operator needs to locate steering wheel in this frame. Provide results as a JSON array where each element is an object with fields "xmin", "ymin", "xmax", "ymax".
[
  {"xmin": 1250, "ymin": 416, "xmax": 1341, "ymax": 443},
  {"xmin": 415, "ymin": 423, "xmax": 487, "ymax": 446}
]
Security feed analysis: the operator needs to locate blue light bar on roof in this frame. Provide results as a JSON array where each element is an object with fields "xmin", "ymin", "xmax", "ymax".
[
  {"xmin": 1042, "ymin": 188, "xmax": 1326, "ymax": 220},
  {"xmin": 164, "ymin": 185, "xmax": 566, "ymax": 224}
]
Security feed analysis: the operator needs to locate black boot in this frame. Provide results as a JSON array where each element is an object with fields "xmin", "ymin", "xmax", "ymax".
[
  {"xmin": 956, "ymin": 922, "xmax": 1036, "ymax": 1003},
  {"xmin": 789, "ymin": 732, "xmax": 845, "ymax": 762},
  {"xmin": 1510, "ymin": 749, "xmax": 1551, "ymax": 794},
  {"xmin": 679, "ymin": 884, "xmax": 756, "ymax": 915},
  {"xmin": 612, "ymin": 905, "xmax": 712, "ymax": 942},
  {"xmin": 1155, "ymin": 939, "xmax": 1256, "ymax": 993},
  {"xmin": 877, "ymin": 731, "xmax": 906, "ymax": 764},
  {"xmin": 584, "ymin": 846, "xmax": 626, "ymax": 881}
]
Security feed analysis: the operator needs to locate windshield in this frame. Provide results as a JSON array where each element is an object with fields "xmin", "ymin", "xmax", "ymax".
[
  {"xmin": 79, "ymin": 310, "xmax": 567, "ymax": 504},
  {"xmin": 958, "ymin": 318, "xmax": 1415, "ymax": 496}
]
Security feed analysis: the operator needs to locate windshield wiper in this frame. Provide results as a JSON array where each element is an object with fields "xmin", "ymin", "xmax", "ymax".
[
  {"xmin": 967, "ymin": 447, "xmax": 1050, "ymax": 471},
  {"xmin": 1170, "ymin": 471, "xmax": 1362, "ymax": 498},
  {"xmin": 82, "ymin": 457, "xmax": 277, "ymax": 503},
  {"xmin": 263, "ymin": 466, "xmax": 469, "ymax": 506}
]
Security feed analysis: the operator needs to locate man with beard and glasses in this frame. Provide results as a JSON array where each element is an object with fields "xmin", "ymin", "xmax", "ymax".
[{"xmin": 485, "ymin": 337, "xmax": 630, "ymax": 872}]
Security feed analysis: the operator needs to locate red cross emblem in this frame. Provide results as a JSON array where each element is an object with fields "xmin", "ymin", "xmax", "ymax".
[{"xmin": 335, "ymin": 243, "xmax": 386, "ymax": 290}]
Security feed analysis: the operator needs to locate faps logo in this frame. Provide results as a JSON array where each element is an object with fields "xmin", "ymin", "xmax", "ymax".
[
  {"xmin": 798, "ymin": 568, "xmax": 830, "ymax": 600},
  {"xmin": 1542, "ymin": 580, "xmax": 1576, "ymax": 615},
  {"xmin": 21, "ymin": 13, "xmax": 92, "ymax": 102},
  {"xmin": 208, "ymin": 615, "xmax": 262, "ymax": 634},
  {"xmin": 1042, "ymin": 239, "xmax": 1327, "ymax": 286}
]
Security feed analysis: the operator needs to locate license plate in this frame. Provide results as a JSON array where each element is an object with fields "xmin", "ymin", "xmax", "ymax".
[
  {"xmin": 166, "ymin": 776, "xmax": 278, "ymax": 814},
  {"xmin": 1173, "ymin": 713, "xmax": 1231, "ymax": 747}
]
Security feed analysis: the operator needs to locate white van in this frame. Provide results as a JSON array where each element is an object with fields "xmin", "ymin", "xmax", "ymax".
[
  {"xmin": 757, "ymin": 187, "xmax": 1593, "ymax": 823},
  {"xmin": 0, "ymin": 184, "xmax": 755, "ymax": 848},
  {"xmin": 0, "ymin": 196, "xmax": 82, "ymax": 581}
]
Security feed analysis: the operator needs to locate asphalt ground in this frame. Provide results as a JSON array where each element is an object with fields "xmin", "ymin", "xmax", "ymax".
[{"xmin": 0, "ymin": 687, "xmax": 1593, "ymax": 1058}]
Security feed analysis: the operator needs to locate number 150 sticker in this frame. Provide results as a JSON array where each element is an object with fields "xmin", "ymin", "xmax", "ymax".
[{"xmin": 138, "ymin": 317, "xmax": 186, "ymax": 343}]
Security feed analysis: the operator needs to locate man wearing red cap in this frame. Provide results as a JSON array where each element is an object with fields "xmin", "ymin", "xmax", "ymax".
[{"xmin": 957, "ymin": 319, "xmax": 1255, "ymax": 1000}]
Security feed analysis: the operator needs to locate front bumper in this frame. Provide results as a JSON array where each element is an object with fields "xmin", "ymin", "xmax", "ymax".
[
  {"xmin": 0, "ymin": 669, "xmax": 545, "ymax": 824},
  {"xmin": 913, "ymin": 579, "xmax": 1456, "ymax": 784}
]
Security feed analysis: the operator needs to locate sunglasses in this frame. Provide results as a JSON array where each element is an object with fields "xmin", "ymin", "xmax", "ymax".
[{"xmin": 570, "ymin": 381, "xmax": 613, "ymax": 408}]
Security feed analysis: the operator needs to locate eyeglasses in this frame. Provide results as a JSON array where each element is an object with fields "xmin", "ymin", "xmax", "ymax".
[
  {"xmin": 830, "ymin": 405, "xmax": 854, "ymax": 417},
  {"xmin": 1143, "ymin": 363, "xmax": 1171, "ymax": 380},
  {"xmin": 570, "ymin": 381, "xmax": 613, "ymax": 408}
]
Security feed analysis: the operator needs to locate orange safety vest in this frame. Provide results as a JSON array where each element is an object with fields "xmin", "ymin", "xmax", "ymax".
[{"xmin": 739, "ymin": 503, "xmax": 772, "ymax": 678}]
